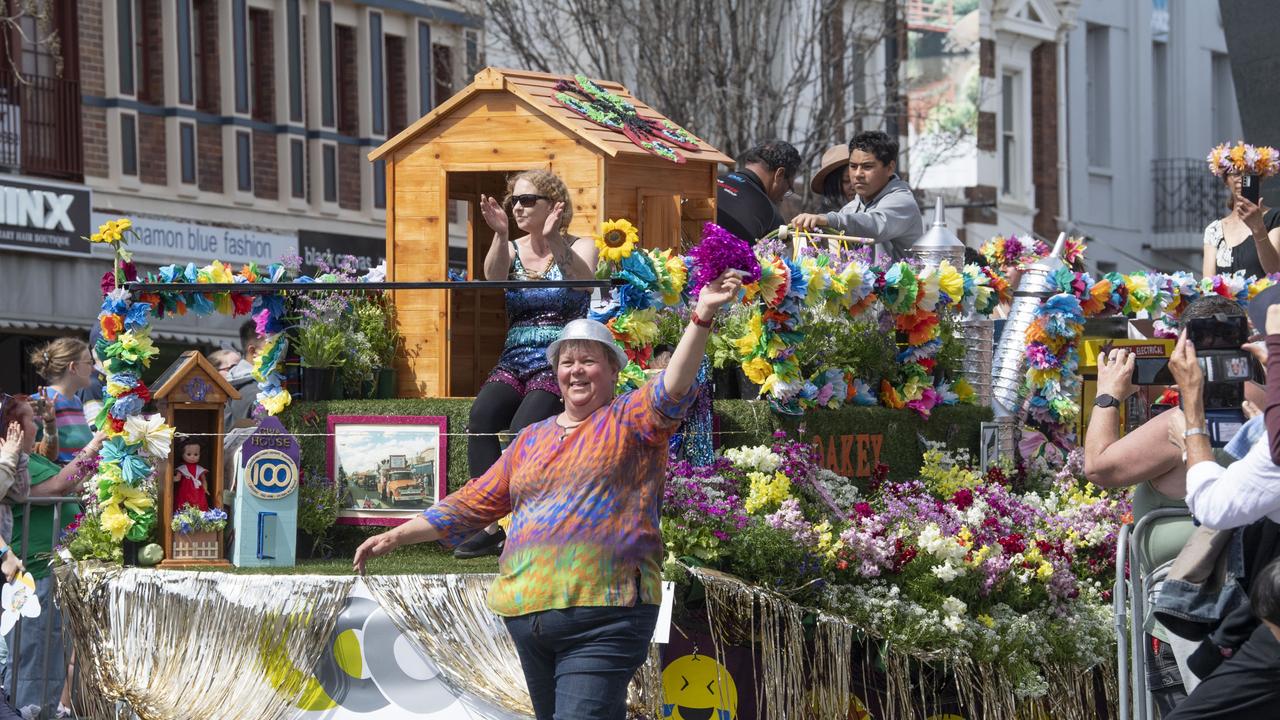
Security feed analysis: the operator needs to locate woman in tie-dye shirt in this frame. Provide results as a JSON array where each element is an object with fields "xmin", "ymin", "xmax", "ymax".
[{"xmin": 354, "ymin": 270, "xmax": 744, "ymax": 720}]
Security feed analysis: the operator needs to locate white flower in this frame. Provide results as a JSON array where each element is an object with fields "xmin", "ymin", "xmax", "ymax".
[
  {"xmin": 123, "ymin": 414, "xmax": 175, "ymax": 460},
  {"xmin": 932, "ymin": 562, "xmax": 964, "ymax": 582},
  {"xmin": 942, "ymin": 596, "xmax": 967, "ymax": 616},
  {"xmin": 362, "ymin": 261, "xmax": 387, "ymax": 283},
  {"xmin": 723, "ymin": 445, "xmax": 782, "ymax": 473},
  {"xmin": 942, "ymin": 613, "xmax": 965, "ymax": 633}
]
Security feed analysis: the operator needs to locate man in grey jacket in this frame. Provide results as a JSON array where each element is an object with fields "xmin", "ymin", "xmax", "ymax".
[{"xmin": 792, "ymin": 131, "xmax": 923, "ymax": 260}]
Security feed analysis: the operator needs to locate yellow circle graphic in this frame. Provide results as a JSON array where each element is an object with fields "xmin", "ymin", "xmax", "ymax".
[{"xmin": 662, "ymin": 654, "xmax": 738, "ymax": 720}]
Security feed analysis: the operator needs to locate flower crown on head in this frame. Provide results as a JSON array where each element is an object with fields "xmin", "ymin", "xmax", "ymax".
[{"xmin": 1207, "ymin": 141, "xmax": 1280, "ymax": 178}]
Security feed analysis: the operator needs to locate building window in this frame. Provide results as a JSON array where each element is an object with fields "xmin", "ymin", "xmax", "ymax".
[
  {"xmin": 236, "ymin": 129, "xmax": 252, "ymax": 192},
  {"xmin": 373, "ymin": 159, "xmax": 385, "ymax": 209},
  {"xmin": 179, "ymin": 121, "xmax": 197, "ymax": 184},
  {"xmin": 121, "ymin": 113, "xmax": 138, "ymax": 176},
  {"xmin": 249, "ymin": 8, "xmax": 273, "ymax": 122},
  {"xmin": 193, "ymin": 0, "xmax": 219, "ymax": 112},
  {"xmin": 1085, "ymin": 23, "xmax": 1110, "ymax": 168},
  {"xmin": 417, "ymin": 22, "xmax": 432, "ymax": 115},
  {"xmin": 432, "ymin": 44, "xmax": 453, "ymax": 106},
  {"xmin": 465, "ymin": 29, "xmax": 480, "ymax": 78},
  {"xmin": 290, "ymin": 137, "xmax": 306, "ymax": 199},
  {"xmin": 232, "ymin": 0, "xmax": 248, "ymax": 114},
  {"xmin": 176, "ymin": 0, "xmax": 193, "ymax": 105},
  {"xmin": 335, "ymin": 24, "xmax": 358, "ymax": 136},
  {"xmin": 286, "ymin": 0, "xmax": 302, "ymax": 123},
  {"xmin": 117, "ymin": 0, "xmax": 135, "ymax": 96},
  {"xmin": 322, "ymin": 143, "xmax": 337, "ymax": 204},
  {"xmin": 1001, "ymin": 72, "xmax": 1018, "ymax": 196},
  {"xmin": 1211, "ymin": 52, "xmax": 1237, "ymax": 143},
  {"xmin": 1152, "ymin": 41, "xmax": 1167, "ymax": 159},
  {"xmin": 134, "ymin": 0, "xmax": 162, "ymax": 103},
  {"xmin": 386, "ymin": 34, "xmax": 408, "ymax": 135},
  {"xmin": 319, "ymin": 1, "xmax": 334, "ymax": 128},
  {"xmin": 370, "ymin": 12, "xmax": 384, "ymax": 136}
]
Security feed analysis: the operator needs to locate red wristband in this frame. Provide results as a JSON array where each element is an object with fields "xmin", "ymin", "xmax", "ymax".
[{"xmin": 690, "ymin": 309, "xmax": 714, "ymax": 328}]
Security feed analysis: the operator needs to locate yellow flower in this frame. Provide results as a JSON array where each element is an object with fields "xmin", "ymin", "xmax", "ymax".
[
  {"xmin": 743, "ymin": 470, "xmax": 791, "ymax": 514},
  {"xmin": 937, "ymin": 261, "xmax": 965, "ymax": 307},
  {"xmin": 977, "ymin": 614, "xmax": 995, "ymax": 629},
  {"xmin": 741, "ymin": 356, "xmax": 773, "ymax": 385},
  {"xmin": 596, "ymin": 219, "xmax": 639, "ymax": 263},
  {"xmin": 734, "ymin": 312, "xmax": 765, "ymax": 356},
  {"xmin": 208, "ymin": 260, "xmax": 234, "ymax": 284},
  {"xmin": 956, "ymin": 527, "xmax": 973, "ymax": 548},
  {"xmin": 259, "ymin": 389, "xmax": 292, "ymax": 416},
  {"xmin": 100, "ymin": 503, "xmax": 133, "ymax": 540},
  {"xmin": 116, "ymin": 331, "xmax": 158, "ymax": 365},
  {"xmin": 657, "ymin": 249, "xmax": 687, "ymax": 305},
  {"xmin": 1036, "ymin": 561, "xmax": 1054, "ymax": 581}
]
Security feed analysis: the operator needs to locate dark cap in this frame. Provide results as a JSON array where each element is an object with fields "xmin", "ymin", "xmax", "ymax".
[{"xmin": 1248, "ymin": 284, "xmax": 1280, "ymax": 335}]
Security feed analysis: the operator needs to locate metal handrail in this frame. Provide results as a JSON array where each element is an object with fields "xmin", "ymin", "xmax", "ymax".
[
  {"xmin": 1125, "ymin": 507, "xmax": 1194, "ymax": 720},
  {"xmin": 8, "ymin": 495, "xmax": 81, "ymax": 706}
]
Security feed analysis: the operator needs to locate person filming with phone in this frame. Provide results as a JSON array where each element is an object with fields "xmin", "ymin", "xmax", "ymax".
[{"xmin": 1202, "ymin": 142, "xmax": 1280, "ymax": 279}]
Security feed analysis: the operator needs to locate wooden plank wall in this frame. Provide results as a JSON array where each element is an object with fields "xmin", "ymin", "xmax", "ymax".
[{"xmin": 604, "ymin": 158, "xmax": 720, "ymax": 251}]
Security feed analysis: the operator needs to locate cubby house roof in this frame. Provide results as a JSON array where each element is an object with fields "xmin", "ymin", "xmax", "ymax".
[
  {"xmin": 151, "ymin": 350, "xmax": 240, "ymax": 401},
  {"xmin": 368, "ymin": 67, "xmax": 733, "ymax": 165}
]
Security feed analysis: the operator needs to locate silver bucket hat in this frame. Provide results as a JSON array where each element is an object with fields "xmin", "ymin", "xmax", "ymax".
[{"xmin": 545, "ymin": 319, "xmax": 630, "ymax": 370}]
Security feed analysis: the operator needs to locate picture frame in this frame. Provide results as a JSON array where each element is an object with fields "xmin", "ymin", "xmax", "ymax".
[{"xmin": 327, "ymin": 415, "xmax": 448, "ymax": 525}]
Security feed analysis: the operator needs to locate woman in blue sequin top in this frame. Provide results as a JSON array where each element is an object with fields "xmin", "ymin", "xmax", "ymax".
[{"xmin": 454, "ymin": 170, "xmax": 597, "ymax": 558}]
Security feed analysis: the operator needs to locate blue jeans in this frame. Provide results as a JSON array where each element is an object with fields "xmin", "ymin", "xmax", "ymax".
[{"xmin": 504, "ymin": 604, "xmax": 658, "ymax": 720}]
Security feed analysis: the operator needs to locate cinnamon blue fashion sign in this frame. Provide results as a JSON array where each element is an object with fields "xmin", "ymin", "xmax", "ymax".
[{"xmin": 0, "ymin": 176, "xmax": 91, "ymax": 256}]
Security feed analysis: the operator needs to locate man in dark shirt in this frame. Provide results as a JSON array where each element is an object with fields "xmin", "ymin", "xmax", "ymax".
[{"xmin": 716, "ymin": 140, "xmax": 801, "ymax": 244}]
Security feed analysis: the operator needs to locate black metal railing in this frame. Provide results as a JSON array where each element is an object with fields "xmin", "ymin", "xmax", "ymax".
[
  {"xmin": 0, "ymin": 73, "xmax": 83, "ymax": 182},
  {"xmin": 1152, "ymin": 158, "xmax": 1230, "ymax": 234}
]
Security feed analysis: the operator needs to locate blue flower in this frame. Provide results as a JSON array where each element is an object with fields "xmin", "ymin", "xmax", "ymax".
[
  {"xmin": 108, "ymin": 394, "xmax": 144, "ymax": 419},
  {"xmin": 158, "ymin": 265, "xmax": 180, "ymax": 283},
  {"xmin": 124, "ymin": 302, "xmax": 152, "ymax": 331},
  {"xmin": 100, "ymin": 296, "xmax": 128, "ymax": 315},
  {"xmin": 108, "ymin": 372, "xmax": 139, "ymax": 389}
]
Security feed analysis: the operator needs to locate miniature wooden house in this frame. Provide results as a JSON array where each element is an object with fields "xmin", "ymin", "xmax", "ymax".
[
  {"xmin": 368, "ymin": 67, "xmax": 733, "ymax": 398},
  {"xmin": 150, "ymin": 351, "xmax": 238, "ymax": 567}
]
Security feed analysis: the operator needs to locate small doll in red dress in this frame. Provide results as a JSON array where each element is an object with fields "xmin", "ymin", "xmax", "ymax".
[{"xmin": 173, "ymin": 441, "xmax": 209, "ymax": 512}]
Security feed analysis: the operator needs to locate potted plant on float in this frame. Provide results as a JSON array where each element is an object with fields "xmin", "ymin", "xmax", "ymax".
[
  {"xmin": 354, "ymin": 295, "xmax": 401, "ymax": 399},
  {"xmin": 297, "ymin": 470, "xmax": 340, "ymax": 559},
  {"xmin": 294, "ymin": 321, "xmax": 347, "ymax": 400},
  {"xmin": 170, "ymin": 506, "xmax": 228, "ymax": 561}
]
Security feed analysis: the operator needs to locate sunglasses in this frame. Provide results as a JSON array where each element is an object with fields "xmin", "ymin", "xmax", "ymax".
[{"xmin": 508, "ymin": 194, "xmax": 550, "ymax": 208}]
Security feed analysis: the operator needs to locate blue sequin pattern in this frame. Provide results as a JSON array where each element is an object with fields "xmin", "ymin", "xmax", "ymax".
[{"xmin": 486, "ymin": 250, "xmax": 590, "ymax": 395}]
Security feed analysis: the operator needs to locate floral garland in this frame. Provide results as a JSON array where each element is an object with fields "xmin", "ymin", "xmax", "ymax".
[
  {"xmin": 85, "ymin": 219, "xmax": 168, "ymax": 543},
  {"xmin": 1023, "ymin": 265, "xmax": 1280, "ymax": 444},
  {"xmin": 1207, "ymin": 141, "xmax": 1280, "ymax": 177}
]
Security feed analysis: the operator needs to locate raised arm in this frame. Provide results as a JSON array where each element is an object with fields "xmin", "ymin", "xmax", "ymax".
[{"xmin": 664, "ymin": 270, "xmax": 743, "ymax": 401}]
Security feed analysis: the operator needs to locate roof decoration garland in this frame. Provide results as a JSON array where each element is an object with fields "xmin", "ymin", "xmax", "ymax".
[{"xmin": 553, "ymin": 74, "xmax": 701, "ymax": 164}]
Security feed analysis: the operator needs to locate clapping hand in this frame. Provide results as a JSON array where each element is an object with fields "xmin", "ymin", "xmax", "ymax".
[
  {"xmin": 479, "ymin": 194, "xmax": 509, "ymax": 239},
  {"xmin": 542, "ymin": 202, "xmax": 565, "ymax": 237},
  {"xmin": 0, "ymin": 551, "xmax": 22, "ymax": 584}
]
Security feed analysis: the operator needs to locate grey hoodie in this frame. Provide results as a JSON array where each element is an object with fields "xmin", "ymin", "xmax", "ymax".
[{"xmin": 823, "ymin": 175, "xmax": 924, "ymax": 260}]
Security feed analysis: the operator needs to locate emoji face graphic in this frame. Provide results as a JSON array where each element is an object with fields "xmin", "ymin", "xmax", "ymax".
[{"xmin": 662, "ymin": 654, "xmax": 737, "ymax": 720}]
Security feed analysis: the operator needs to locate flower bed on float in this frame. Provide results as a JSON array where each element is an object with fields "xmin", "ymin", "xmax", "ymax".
[{"xmin": 661, "ymin": 431, "xmax": 1126, "ymax": 713}]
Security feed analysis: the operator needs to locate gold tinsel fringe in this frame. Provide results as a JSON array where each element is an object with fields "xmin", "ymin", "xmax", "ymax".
[
  {"xmin": 54, "ymin": 563, "xmax": 352, "ymax": 720},
  {"xmin": 363, "ymin": 574, "xmax": 664, "ymax": 720},
  {"xmin": 686, "ymin": 564, "xmax": 1119, "ymax": 720}
]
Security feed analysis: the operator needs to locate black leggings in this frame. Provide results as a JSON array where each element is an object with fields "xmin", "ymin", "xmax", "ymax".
[{"xmin": 468, "ymin": 382, "xmax": 563, "ymax": 478}]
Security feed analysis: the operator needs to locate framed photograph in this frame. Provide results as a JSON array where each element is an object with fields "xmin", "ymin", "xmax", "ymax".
[{"xmin": 327, "ymin": 415, "xmax": 448, "ymax": 525}]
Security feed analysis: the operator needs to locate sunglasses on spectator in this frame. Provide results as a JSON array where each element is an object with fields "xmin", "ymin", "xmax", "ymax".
[{"xmin": 509, "ymin": 194, "xmax": 550, "ymax": 208}]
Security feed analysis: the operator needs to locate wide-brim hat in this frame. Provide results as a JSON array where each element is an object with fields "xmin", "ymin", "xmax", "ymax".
[
  {"xmin": 545, "ymin": 319, "xmax": 630, "ymax": 370},
  {"xmin": 810, "ymin": 143, "xmax": 850, "ymax": 195}
]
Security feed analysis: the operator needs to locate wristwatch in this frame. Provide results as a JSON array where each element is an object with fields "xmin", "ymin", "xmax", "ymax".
[{"xmin": 1093, "ymin": 394, "xmax": 1122, "ymax": 409}]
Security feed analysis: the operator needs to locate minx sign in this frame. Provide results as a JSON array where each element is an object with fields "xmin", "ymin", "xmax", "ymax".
[{"xmin": 0, "ymin": 177, "xmax": 91, "ymax": 255}]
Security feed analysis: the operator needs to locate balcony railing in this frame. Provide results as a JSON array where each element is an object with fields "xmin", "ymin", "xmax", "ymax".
[
  {"xmin": 0, "ymin": 73, "xmax": 82, "ymax": 182},
  {"xmin": 1152, "ymin": 158, "xmax": 1230, "ymax": 235}
]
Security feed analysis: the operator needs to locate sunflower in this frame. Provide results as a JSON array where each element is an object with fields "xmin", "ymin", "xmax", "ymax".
[{"xmin": 596, "ymin": 219, "xmax": 639, "ymax": 263}]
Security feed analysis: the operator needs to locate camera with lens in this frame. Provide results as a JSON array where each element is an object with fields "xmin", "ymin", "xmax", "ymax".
[{"xmin": 1134, "ymin": 314, "xmax": 1255, "ymax": 446}]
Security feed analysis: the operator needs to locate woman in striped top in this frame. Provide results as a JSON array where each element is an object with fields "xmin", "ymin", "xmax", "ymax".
[
  {"xmin": 355, "ymin": 270, "xmax": 744, "ymax": 720},
  {"xmin": 30, "ymin": 338, "xmax": 95, "ymax": 465}
]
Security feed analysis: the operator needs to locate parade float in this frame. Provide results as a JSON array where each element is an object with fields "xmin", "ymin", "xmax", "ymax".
[{"xmin": 51, "ymin": 71, "xmax": 1280, "ymax": 719}]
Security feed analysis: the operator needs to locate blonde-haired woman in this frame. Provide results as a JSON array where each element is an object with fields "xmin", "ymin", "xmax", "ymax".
[
  {"xmin": 30, "ymin": 338, "xmax": 95, "ymax": 466},
  {"xmin": 453, "ymin": 170, "xmax": 598, "ymax": 558}
]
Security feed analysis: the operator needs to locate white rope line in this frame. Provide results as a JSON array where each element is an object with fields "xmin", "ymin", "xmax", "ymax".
[{"xmin": 170, "ymin": 429, "xmax": 758, "ymax": 439}]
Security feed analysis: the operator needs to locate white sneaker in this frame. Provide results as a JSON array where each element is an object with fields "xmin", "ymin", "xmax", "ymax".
[
  {"xmin": 56, "ymin": 704, "xmax": 74, "ymax": 718},
  {"xmin": 17, "ymin": 705, "xmax": 39, "ymax": 720}
]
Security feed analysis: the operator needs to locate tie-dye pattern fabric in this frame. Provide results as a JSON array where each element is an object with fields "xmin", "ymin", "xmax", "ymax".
[{"xmin": 422, "ymin": 371, "xmax": 697, "ymax": 617}]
